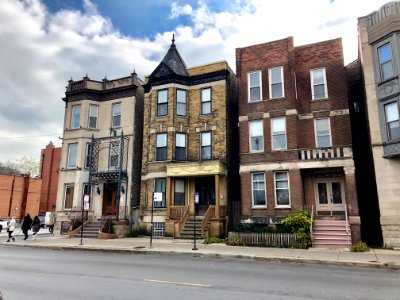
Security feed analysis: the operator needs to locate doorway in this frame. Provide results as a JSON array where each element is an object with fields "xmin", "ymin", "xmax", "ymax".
[
  {"xmin": 315, "ymin": 179, "xmax": 346, "ymax": 214},
  {"xmin": 195, "ymin": 176, "xmax": 215, "ymax": 214},
  {"xmin": 103, "ymin": 182, "xmax": 118, "ymax": 215}
]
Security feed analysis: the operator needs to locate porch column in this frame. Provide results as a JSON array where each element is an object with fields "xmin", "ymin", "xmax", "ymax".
[
  {"xmin": 215, "ymin": 174, "xmax": 220, "ymax": 218},
  {"xmin": 343, "ymin": 166, "xmax": 359, "ymax": 216},
  {"xmin": 166, "ymin": 176, "xmax": 172, "ymax": 218}
]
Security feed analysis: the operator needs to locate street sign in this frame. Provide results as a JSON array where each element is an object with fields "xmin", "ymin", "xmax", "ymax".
[
  {"xmin": 84, "ymin": 195, "xmax": 90, "ymax": 210},
  {"xmin": 153, "ymin": 192, "xmax": 163, "ymax": 202},
  {"xmin": 194, "ymin": 192, "xmax": 199, "ymax": 204}
]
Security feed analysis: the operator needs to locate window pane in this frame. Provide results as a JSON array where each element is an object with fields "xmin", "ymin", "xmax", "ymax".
[
  {"xmin": 201, "ymin": 146, "xmax": 211, "ymax": 160},
  {"xmin": 158, "ymin": 103, "xmax": 168, "ymax": 116},
  {"xmin": 385, "ymin": 102, "xmax": 399, "ymax": 122},
  {"xmin": 157, "ymin": 134, "xmax": 167, "ymax": 147},
  {"xmin": 201, "ymin": 132, "xmax": 211, "ymax": 146},
  {"xmin": 275, "ymin": 172, "xmax": 287, "ymax": 180},
  {"xmin": 252, "ymin": 172, "xmax": 266, "ymax": 206},
  {"xmin": 271, "ymin": 83, "xmax": 283, "ymax": 98},
  {"xmin": 156, "ymin": 147, "xmax": 167, "ymax": 161},
  {"xmin": 89, "ymin": 105, "xmax": 98, "ymax": 129},
  {"xmin": 332, "ymin": 182, "xmax": 342, "ymax": 204},
  {"xmin": 202, "ymin": 102, "xmax": 211, "ymax": 114},
  {"xmin": 250, "ymin": 72, "xmax": 260, "ymax": 87},
  {"xmin": 250, "ymin": 120, "xmax": 263, "ymax": 136},
  {"xmin": 112, "ymin": 103, "xmax": 121, "ymax": 127},
  {"xmin": 177, "ymin": 102, "xmax": 186, "ymax": 116},
  {"xmin": 253, "ymin": 173, "xmax": 264, "ymax": 181},
  {"xmin": 272, "ymin": 117, "xmax": 285, "ymax": 133},
  {"xmin": 313, "ymin": 84, "xmax": 326, "ymax": 99},
  {"xmin": 177, "ymin": 90, "xmax": 186, "ymax": 103},
  {"xmin": 270, "ymin": 68, "xmax": 281, "ymax": 83},
  {"xmin": 318, "ymin": 183, "xmax": 328, "ymax": 204},
  {"xmin": 378, "ymin": 43, "xmax": 392, "ymax": 63},
  {"xmin": 250, "ymin": 87, "xmax": 260, "ymax": 101},
  {"xmin": 158, "ymin": 90, "xmax": 168, "ymax": 103},
  {"xmin": 109, "ymin": 144, "xmax": 119, "ymax": 167},
  {"xmin": 253, "ymin": 190, "xmax": 266, "ymax": 206},
  {"xmin": 382, "ymin": 62, "xmax": 394, "ymax": 81},
  {"xmin": 316, "ymin": 118, "xmax": 329, "ymax": 131},
  {"xmin": 176, "ymin": 133, "xmax": 185, "ymax": 147},
  {"xmin": 317, "ymin": 136, "xmax": 330, "ymax": 148},
  {"xmin": 64, "ymin": 185, "xmax": 74, "ymax": 209},
  {"xmin": 276, "ymin": 189, "xmax": 289, "ymax": 205},
  {"xmin": 201, "ymin": 88, "xmax": 211, "ymax": 102},
  {"xmin": 85, "ymin": 144, "xmax": 91, "ymax": 168},
  {"xmin": 67, "ymin": 144, "xmax": 78, "ymax": 168},
  {"xmin": 71, "ymin": 106, "xmax": 80, "ymax": 129},
  {"xmin": 251, "ymin": 137, "xmax": 263, "ymax": 151},
  {"xmin": 312, "ymin": 69, "xmax": 324, "ymax": 84}
]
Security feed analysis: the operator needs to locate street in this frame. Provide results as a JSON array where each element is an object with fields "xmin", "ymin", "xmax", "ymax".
[{"xmin": 0, "ymin": 247, "xmax": 399, "ymax": 300}]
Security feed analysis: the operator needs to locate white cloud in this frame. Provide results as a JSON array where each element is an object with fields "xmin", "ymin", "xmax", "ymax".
[{"xmin": 0, "ymin": 0, "xmax": 390, "ymax": 162}]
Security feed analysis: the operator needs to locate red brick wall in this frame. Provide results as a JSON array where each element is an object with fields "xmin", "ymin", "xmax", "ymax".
[{"xmin": 40, "ymin": 143, "xmax": 61, "ymax": 212}]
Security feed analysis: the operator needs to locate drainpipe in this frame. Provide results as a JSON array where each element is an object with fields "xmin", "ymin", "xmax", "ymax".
[{"xmin": 8, "ymin": 176, "xmax": 15, "ymax": 216}]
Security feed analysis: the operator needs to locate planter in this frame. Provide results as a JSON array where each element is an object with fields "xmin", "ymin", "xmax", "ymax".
[{"xmin": 98, "ymin": 231, "xmax": 117, "ymax": 239}]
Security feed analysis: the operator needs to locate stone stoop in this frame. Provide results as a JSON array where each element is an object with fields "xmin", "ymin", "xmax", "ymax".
[
  {"xmin": 179, "ymin": 216, "xmax": 203, "ymax": 239},
  {"xmin": 79, "ymin": 221, "xmax": 101, "ymax": 238},
  {"xmin": 312, "ymin": 219, "xmax": 352, "ymax": 249}
]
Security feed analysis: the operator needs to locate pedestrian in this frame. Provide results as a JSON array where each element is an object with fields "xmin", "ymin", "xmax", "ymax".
[
  {"xmin": 32, "ymin": 215, "xmax": 40, "ymax": 240},
  {"xmin": 21, "ymin": 213, "xmax": 32, "ymax": 240},
  {"xmin": 6, "ymin": 216, "xmax": 16, "ymax": 242}
]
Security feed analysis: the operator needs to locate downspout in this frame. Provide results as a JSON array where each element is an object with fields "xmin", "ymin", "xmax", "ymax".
[{"xmin": 8, "ymin": 176, "xmax": 15, "ymax": 216}]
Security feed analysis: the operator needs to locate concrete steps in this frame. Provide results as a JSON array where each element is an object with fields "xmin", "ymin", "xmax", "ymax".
[
  {"xmin": 312, "ymin": 219, "xmax": 351, "ymax": 249},
  {"xmin": 79, "ymin": 221, "xmax": 101, "ymax": 238},
  {"xmin": 180, "ymin": 217, "xmax": 203, "ymax": 239}
]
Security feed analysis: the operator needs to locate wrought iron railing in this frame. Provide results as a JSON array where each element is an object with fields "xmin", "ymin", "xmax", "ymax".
[{"xmin": 201, "ymin": 205, "xmax": 215, "ymax": 238}]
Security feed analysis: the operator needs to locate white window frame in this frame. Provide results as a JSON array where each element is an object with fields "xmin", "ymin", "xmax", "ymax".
[
  {"xmin": 88, "ymin": 104, "xmax": 99, "ymax": 129},
  {"xmin": 112, "ymin": 103, "xmax": 121, "ymax": 128},
  {"xmin": 174, "ymin": 178, "xmax": 186, "ymax": 206},
  {"xmin": 251, "ymin": 172, "xmax": 267, "ymax": 208},
  {"xmin": 67, "ymin": 143, "xmax": 78, "ymax": 169},
  {"xmin": 175, "ymin": 133, "xmax": 186, "ymax": 161},
  {"xmin": 269, "ymin": 66, "xmax": 284, "ymax": 99},
  {"xmin": 201, "ymin": 87, "xmax": 212, "ymax": 115},
  {"xmin": 201, "ymin": 132, "xmax": 212, "ymax": 160},
  {"xmin": 314, "ymin": 118, "xmax": 332, "ymax": 148},
  {"xmin": 311, "ymin": 68, "xmax": 328, "ymax": 100},
  {"xmin": 271, "ymin": 117, "xmax": 287, "ymax": 150},
  {"xmin": 63, "ymin": 184, "xmax": 74, "ymax": 210},
  {"xmin": 384, "ymin": 101, "xmax": 400, "ymax": 142},
  {"xmin": 70, "ymin": 105, "xmax": 81, "ymax": 129},
  {"xmin": 274, "ymin": 171, "xmax": 291, "ymax": 208},
  {"xmin": 249, "ymin": 120, "xmax": 264, "ymax": 152},
  {"xmin": 154, "ymin": 178, "xmax": 166, "ymax": 208},
  {"xmin": 248, "ymin": 70, "xmax": 262, "ymax": 102},
  {"xmin": 156, "ymin": 133, "xmax": 167, "ymax": 161},
  {"xmin": 378, "ymin": 42, "xmax": 394, "ymax": 82},
  {"xmin": 157, "ymin": 89, "xmax": 168, "ymax": 117}
]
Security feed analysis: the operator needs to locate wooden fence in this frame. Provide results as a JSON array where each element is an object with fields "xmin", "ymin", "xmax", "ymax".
[{"xmin": 227, "ymin": 232, "xmax": 306, "ymax": 248}]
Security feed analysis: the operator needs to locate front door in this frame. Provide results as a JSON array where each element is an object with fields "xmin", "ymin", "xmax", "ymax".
[
  {"xmin": 103, "ymin": 182, "xmax": 118, "ymax": 215},
  {"xmin": 195, "ymin": 176, "xmax": 215, "ymax": 214},
  {"xmin": 315, "ymin": 179, "xmax": 345, "ymax": 214}
]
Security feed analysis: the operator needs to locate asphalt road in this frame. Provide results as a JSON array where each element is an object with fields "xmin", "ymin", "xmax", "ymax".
[{"xmin": 0, "ymin": 247, "xmax": 399, "ymax": 300}]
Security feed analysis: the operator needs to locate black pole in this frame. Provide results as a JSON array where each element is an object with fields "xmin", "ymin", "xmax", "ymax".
[
  {"xmin": 192, "ymin": 193, "xmax": 198, "ymax": 251},
  {"xmin": 79, "ymin": 193, "xmax": 84, "ymax": 245},
  {"xmin": 150, "ymin": 192, "xmax": 154, "ymax": 248}
]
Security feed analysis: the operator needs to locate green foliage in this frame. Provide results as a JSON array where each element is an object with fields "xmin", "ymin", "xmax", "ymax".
[
  {"xmin": 204, "ymin": 237, "xmax": 224, "ymax": 244},
  {"xmin": 280, "ymin": 210, "xmax": 312, "ymax": 247},
  {"xmin": 351, "ymin": 241, "xmax": 369, "ymax": 252},
  {"xmin": 101, "ymin": 219, "xmax": 115, "ymax": 234},
  {"xmin": 72, "ymin": 220, "xmax": 82, "ymax": 231},
  {"xmin": 234, "ymin": 224, "xmax": 277, "ymax": 233},
  {"xmin": 126, "ymin": 230, "xmax": 139, "ymax": 237},
  {"xmin": 226, "ymin": 236, "xmax": 244, "ymax": 246}
]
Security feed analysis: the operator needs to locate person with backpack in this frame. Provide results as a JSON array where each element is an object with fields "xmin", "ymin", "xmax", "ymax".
[
  {"xmin": 32, "ymin": 215, "xmax": 40, "ymax": 240},
  {"xmin": 6, "ymin": 216, "xmax": 16, "ymax": 242}
]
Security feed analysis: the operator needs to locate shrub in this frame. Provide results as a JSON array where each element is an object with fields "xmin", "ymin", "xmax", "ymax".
[
  {"xmin": 101, "ymin": 219, "xmax": 115, "ymax": 234},
  {"xmin": 351, "ymin": 241, "xmax": 369, "ymax": 252},
  {"xmin": 226, "ymin": 236, "xmax": 244, "ymax": 246},
  {"xmin": 280, "ymin": 210, "xmax": 312, "ymax": 247},
  {"xmin": 234, "ymin": 223, "xmax": 276, "ymax": 233},
  {"xmin": 204, "ymin": 237, "xmax": 224, "ymax": 244}
]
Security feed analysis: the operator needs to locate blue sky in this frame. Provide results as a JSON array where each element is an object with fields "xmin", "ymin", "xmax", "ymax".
[{"xmin": 0, "ymin": 0, "xmax": 389, "ymax": 162}]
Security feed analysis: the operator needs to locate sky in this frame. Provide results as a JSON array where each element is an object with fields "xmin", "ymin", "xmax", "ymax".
[{"xmin": 0, "ymin": 0, "xmax": 388, "ymax": 163}]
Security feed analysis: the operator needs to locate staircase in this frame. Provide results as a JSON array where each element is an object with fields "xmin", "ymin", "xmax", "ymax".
[
  {"xmin": 79, "ymin": 221, "xmax": 101, "ymax": 238},
  {"xmin": 179, "ymin": 216, "xmax": 203, "ymax": 239},
  {"xmin": 312, "ymin": 219, "xmax": 352, "ymax": 249}
]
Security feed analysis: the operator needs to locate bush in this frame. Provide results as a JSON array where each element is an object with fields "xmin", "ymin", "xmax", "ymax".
[
  {"xmin": 204, "ymin": 237, "xmax": 224, "ymax": 244},
  {"xmin": 226, "ymin": 236, "xmax": 244, "ymax": 246},
  {"xmin": 280, "ymin": 210, "xmax": 312, "ymax": 247},
  {"xmin": 101, "ymin": 219, "xmax": 115, "ymax": 234},
  {"xmin": 234, "ymin": 224, "xmax": 277, "ymax": 233},
  {"xmin": 72, "ymin": 220, "xmax": 82, "ymax": 231},
  {"xmin": 351, "ymin": 241, "xmax": 369, "ymax": 252}
]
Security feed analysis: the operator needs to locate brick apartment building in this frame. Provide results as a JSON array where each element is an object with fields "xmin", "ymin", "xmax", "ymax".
[
  {"xmin": 140, "ymin": 37, "xmax": 239, "ymax": 238},
  {"xmin": 236, "ymin": 37, "xmax": 361, "ymax": 247}
]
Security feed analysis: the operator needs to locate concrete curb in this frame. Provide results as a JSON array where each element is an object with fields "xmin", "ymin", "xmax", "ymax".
[{"xmin": 3, "ymin": 243, "xmax": 399, "ymax": 270}]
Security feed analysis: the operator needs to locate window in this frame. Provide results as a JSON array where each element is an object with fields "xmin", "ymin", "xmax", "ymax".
[
  {"xmin": 82, "ymin": 184, "xmax": 91, "ymax": 210},
  {"xmin": 201, "ymin": 88, "xmax": 211, "ymax": 115},
  {"xmin": 248, "ymin": 71, "xmax": 262, "ymax": 101},
  {"xmin": 174, "ymin": 178, "xmax": 185, "ymax": 206},
  {"xmin": 67, "ymin": 143, "xmax": 78, "ymax": 168},
  {"xmin": 71, "ymin": 105, "xmax": 81, "ymax": 129},
  {"xmin": 88, "ymin": 104, "xmax": 99, "ymax": 129},
  {"xmin": 154, "ymin": 178, "xmax": 166, "ymax": 208},
  {"xmin": 64, "ymin": 184, "xmax": 74, "ymax": 210},
  {"xmin": 271, "ymin": 117, "xmax": 287, "ymax": 150},
  {"xmin": 157, "ymin": 90, "xmax": 168, "ymax": 116},
  {"xmin": 252, "ymin": 173, "xmax": 266, "ymax": 207},
  {"xmin": 85, "ymin": 143, "xmax": 91, "ymax": 169},
  {"xmin": 385, "ymin": 102, "xmax": 400, "ymax": 141},
  {"xmin": 311, "ymin": 68, "xmax": 328, "ymax": 100},
  {"xmin": 249, "ymin": 120, "xmax": 264, "ymax": 152},
  {"xmin": 152, "ymin": 222, "xmax": 165, "ymax": 238},
  {"xmin": 269, "ymin": 67, "xmax": 284, "ymax": 99},
  {"xmin": 315, "ymin": 118, "xmax": 331, "ymax": 148},
  {"xmin": 176, "ymin": 89, "xmax": 187, "ymax": 116},
  {"xmin": 156, "ymin": 133, "xmax": 167, "ymax": 161},
  {"xmin": 378, "ymin": 43, "xmax": 394, "ymax": 81},
  {"xmin": 109, "ymin": 142, "xmax": 119, "ymax": 168},
  {"xmin": 112, "ymin": 103, "xmax": 121, "ymax": 127},
  {"xmin": 201, "ymin": 132, "xmax": 212, "ymax": 160},
  {"xmin": 175, "ymin": 133, "xmax": 186, "ymax": 161},
  {"xmin": 274, "ymin": 171, "xmax": 290, "ymax": 207}
]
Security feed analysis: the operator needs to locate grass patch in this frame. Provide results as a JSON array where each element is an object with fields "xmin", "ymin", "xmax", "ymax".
[
  {"xmin": 204, "ymin": 237, "xmax": 225, "ymax": 244},
  {"xmin": 351, "ymin": 241, "xmax": 369, "ymax": 252}
]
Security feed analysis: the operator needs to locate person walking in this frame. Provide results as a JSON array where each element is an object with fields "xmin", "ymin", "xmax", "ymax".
[
  {"xmin": 6, "ymin": 216, "xmax": 16, "ymax": 242},
  {"xmin": 32, "ymin": 215, "xmax": 40, "ymax": 240},
  {"xmin": 21, "ymin": 213, "xmax": 32, "ymax": 240}
]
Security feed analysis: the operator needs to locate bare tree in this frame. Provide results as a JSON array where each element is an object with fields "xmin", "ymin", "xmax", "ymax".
[{"xmin": 0, "ymin": 156, "xmax": 40, "ymax": 177}]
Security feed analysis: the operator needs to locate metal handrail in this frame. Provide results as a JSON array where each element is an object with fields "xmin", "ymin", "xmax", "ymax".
[
  {"xmin": 310, "ymin": 205, "xmax": 314, "ymax": 237},
  {"xmin": 201, "ymin": 205, "xmax": 215, "ymax": 239},
  {"xmin": 344, "ymin": 204, "xmax": 351, "ymax": 245}
]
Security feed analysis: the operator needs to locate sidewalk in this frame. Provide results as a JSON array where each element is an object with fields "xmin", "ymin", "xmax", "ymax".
[{"xmin": 1, "ymin": 234, "xmax": 400, "ymax": 270}]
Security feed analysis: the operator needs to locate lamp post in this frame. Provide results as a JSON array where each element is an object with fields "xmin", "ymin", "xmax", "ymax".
[
  {"xmin": 149, "ymin": 193, "xmax": 154, "ymax": 249},
  {"xmin": 192, "ymin": 192, "xmax": 199, "ymax": 251}
]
